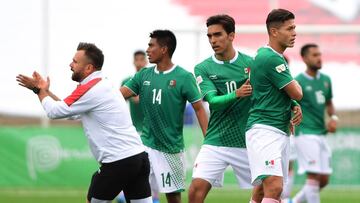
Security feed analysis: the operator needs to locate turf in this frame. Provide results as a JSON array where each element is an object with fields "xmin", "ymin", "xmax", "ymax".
[{"xmin": 0, "ymin": 187, "xmax": 359, "ymax": 203}]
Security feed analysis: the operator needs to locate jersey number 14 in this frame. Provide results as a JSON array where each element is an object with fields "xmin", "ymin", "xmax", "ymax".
[{"xmin": 152, "ymin": 89, "xmax": 162, "ymax": 104}]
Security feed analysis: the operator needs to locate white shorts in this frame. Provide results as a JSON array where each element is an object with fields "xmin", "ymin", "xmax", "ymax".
[
  {"xmin": 246, "ymin": 124, "xmax": 290, "ymax": 186},
  {"xmin": 192, "ymin": 145, "xmax": 252, "ymax": 188},
  {"xmin": 295, "ymin": 135, "xmax": 332, "ymax": 175},
  {"xmin": 145, "ymin": 146, "xmax": 185, "ymax": 193}
]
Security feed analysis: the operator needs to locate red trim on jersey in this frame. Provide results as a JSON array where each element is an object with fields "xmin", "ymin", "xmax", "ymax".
[{"xmin": 64, "ymin": 78, "xmax": 102, "ymax": 106}]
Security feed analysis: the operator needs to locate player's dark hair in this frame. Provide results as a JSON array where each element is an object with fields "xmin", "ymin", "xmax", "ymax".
[
  {"xmin": 266, "ymin": 9, "xmax": 295, "ymax": 34},
  {"xmin": 133, "ymin": 50, "xmax": 146, "ymax": 58},
  {"xmin": 206, "ymin": 14, "xmax": 235, "ymax": 34},
  {"xmin": 300, "ymin": 43, "xmax": 318, "ymax": 57},
  {"xmin": 77, "ymin": 42, "xmax": 104, "ymax": 70},
  {"xmin": 149, "ymin": 30, "xmax": 177, "ymax": 58}
]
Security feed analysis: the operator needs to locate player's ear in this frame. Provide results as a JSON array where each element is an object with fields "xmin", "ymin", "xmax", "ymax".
[
  {"xmin": 269, "ymin": 27, "xmax": 278, "ymax": 37},
  {"xmin": 228, "ymin": 32, "xmax": 235, "ymax": 41},
  {"xmin": 161, "ymin": 46, "xmax": 168, "ymax": 56}
]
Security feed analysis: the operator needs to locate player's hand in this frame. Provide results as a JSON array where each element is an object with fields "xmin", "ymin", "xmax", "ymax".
[
  {"xmin": 235, "ymin": 79, "xmax": 252, "ymax": 98},
  {"xmin": 327, "ymin": 119, "xmax": 337, "ymax": 133},
  {"xmin": 291, "ymin": 105, "xmax": 302, "ymax": 126},
  {"xmin": 16, "ymin": 73, "xmax": 38, "ymax": 90},
  {"xmin": 33, "ymin": 71, "xmax": 50, "ymax": 91},
  {"xmin": 289, "ymin": 123, "xmax": 295, "ymax": 135}
]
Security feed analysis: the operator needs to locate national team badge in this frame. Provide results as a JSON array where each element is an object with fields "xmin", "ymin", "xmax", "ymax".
[{"xmin": 169, "ymin": 80, "xmax": 176, "ymax": 87}]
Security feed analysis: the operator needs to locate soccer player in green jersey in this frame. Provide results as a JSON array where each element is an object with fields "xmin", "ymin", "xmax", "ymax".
[
  {"xmin": 121, "ymin": 50, "xmax": 148, "ymax": 133},
  {"xmin": 188, "ymin": 14, "xmax": 259, "ymax": 203},
  {"xmin": 245, "ymin": 9, "xmax": 303, "ymax": 203},
  {"xmin": 120, "ymin": 30, "xmax": 208, "ymax": 203},
  {"xmin": 292, "ymin": 44, "xmax": 337, "ymax": 203}
]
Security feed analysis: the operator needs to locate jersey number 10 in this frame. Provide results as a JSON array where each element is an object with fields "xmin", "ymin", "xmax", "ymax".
[{"xmin": 225, "ymin": 81, "xmax": 237, "ymax": 94}]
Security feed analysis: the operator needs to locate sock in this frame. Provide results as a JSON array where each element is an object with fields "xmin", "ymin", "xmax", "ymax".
[
  {"xmin": 304, "ymin": 179, "xmax": 320, "ymax": 203},
  {"xmin": 282, "ymin": 171, "xmax": 294, "ymax": 199},
  {"xmin": 261, "ymin": 198, "xmax": 280, "ymax": 203},
  {"xmin": 292, "ymin": 187, "xmax": 306, "ymax": 203}
]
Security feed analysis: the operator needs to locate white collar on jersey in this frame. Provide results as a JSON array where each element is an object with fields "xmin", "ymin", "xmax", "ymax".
[
  {"xmin": 154, "ymin": 64, "xmax": 177, "ymax": 74},
  {"xmin": 80, "ymin": 71, "xmax": 103, "ymax": 85},
  {"xmin": 303, "ymin": 71, "xmax": 321, "ymax": 80},
  {"xmin": 264, "ymin": 45, "xmax": 284, "ymax": 58},
  {"xmin": 211, "ymin": 50, "xmax": 239, "ymax": 64}
]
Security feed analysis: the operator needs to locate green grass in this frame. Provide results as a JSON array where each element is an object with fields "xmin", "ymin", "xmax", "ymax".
[{"xmin": 1, "ymin": 187, "xmax": 359, "ymax": 203}]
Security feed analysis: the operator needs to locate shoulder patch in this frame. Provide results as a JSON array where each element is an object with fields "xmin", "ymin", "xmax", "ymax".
[{"xmin": 275, "ymin": 64, "xmax": 287, "ymax": 73}]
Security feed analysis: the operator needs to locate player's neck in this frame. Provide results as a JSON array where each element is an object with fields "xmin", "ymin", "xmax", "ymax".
[
  {"xmin": 215, "ymin": 48, "xmax": 236, "ymax": 61},
  {"xmin": 156, "ymin": 59, "xmax": 174, "ymax": 72},
  {"xmin": 306, "ymin": 68, "xmax": 318, "ymax": 77},
  {"xmin": 268, "ymin": 40, "xmax": 286, "ymax": 54}
]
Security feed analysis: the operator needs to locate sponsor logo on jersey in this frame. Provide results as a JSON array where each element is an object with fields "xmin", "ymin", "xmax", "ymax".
[
  {"xmin": 275, "ymin": 64, "xmax": 287, "ymax": 73},
  {"xmin": 209, "ymin": 75, "xmax": 217, "ymax": 80},
  {"xmin": 196, "ymin": 76, "xmax": 203, "ymax": 84},
  {"xmin": 244, "ymin": 67, "xmax": 251, "ymax": 74},
  {"xmin": 143, "ymin": 81, "xmax": 151, "ymax": 86}
]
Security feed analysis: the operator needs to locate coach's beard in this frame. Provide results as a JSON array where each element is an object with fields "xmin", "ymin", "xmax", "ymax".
[{"xmin": 72, "ymin": 72, "xmax": 83, "ymax": 82}]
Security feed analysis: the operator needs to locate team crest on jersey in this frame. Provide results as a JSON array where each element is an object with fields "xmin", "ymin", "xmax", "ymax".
[
  {"xmin": 143, "ymin": 81, "xmax": 151, "ymax": 86},
  {"xmin": 275, "ymin": 64, "xmax": 287, "ymax": 73},
  {"xmin": 169, "ymin": 80, "xmax": 176, "ymax": 87},
  {"xmin": 305, "ymin": 85, "xmax": 312, "ymax": 91},
  {"xmin": 196, "ymin": 76, "xmax": 203, "ymax": 85}
]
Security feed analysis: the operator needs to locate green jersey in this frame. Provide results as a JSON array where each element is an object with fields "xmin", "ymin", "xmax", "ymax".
[
  {"xmin": 122, "ymin": 76, "xmax": 144, "ymax": 132},
  {"xmin": 295, "ymin": 72, "xmax": 332, "ymax": 135},
  {"xmin": 124, "ymin": 65, "xmax": 201, "ymax": 153},
  {"xmin": 195, "ymin": 51, "xmax": 253, "ymax": 148},
  {"xmin": 246, "ymin": 46, "xmax": 294, "ymax": 134}
]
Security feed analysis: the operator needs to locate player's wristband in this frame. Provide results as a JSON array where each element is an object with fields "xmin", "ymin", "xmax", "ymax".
[
  {"xmin": 32, "ymin": 87, "xmax": 40, "ymax": 94},
  {"xmin": 291, "ymin": 100, "xmax": 299, "ymax": 107},
  {"xmin": 330, "ymin": 115, "xmax": 339, "ymax": 121}
]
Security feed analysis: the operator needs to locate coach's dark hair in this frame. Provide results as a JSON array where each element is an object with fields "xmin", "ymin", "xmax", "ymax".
[
  {"xmin": 206, "ymin": 14, "xmax": 235, "ymax": 34},
  {"xmin": 149, "ymin": 30, "xmax": 177, "ymax": 58},
  {"xmin": 300, "ymin": 43, "xmax": 318, "ymax": 57},
  {"xmin": 77, "ymin": 42, "xmax": 104, "ymax": 70},
  {"xmin": 266, "ymin": 9, "xmax": 295, "ymax": 34},
  {"xmin": 133, "ymin": 50, "xmax": 146, "ymax": 58}
]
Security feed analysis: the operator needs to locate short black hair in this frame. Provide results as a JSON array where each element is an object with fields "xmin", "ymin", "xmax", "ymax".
[
  {"xmin": 133, "ymin": 50, "xmax": 146, "ymax": 58},
  {"xmin": 149, "ymin": 30, "xmax": 177, "ymax": 58},
  {"xmin": 266, "ymin": 9, "xmax": 295, "ymax": 34},
  {"xmin": 206, "ymin": 14, "xmax": 235, "ymax": 34},
  {"xmin": 77, "ymin": 42, "xmax": 104, "ymax": 70},
  {"xmin": 300, "ymin": 43, "xmax": 318, "ymax": 57}
]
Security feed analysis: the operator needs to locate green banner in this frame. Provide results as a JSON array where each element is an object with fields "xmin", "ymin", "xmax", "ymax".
[
  {"xmin": 0, "ymin": 126, "xmax": 359, "ymax": 187},
  {"xmin": 0, "ymin": 127, "xmax": 98, "ymax": 187}
]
